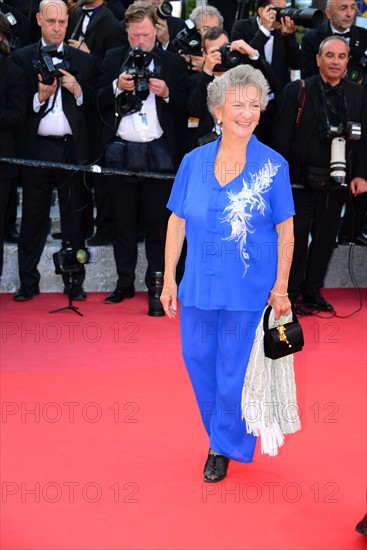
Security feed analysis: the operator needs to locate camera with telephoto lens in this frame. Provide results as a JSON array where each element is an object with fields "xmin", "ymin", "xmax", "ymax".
[
  {"xmin": 157, "ymin": 0, "xmax": 172, "ymax": 19},
  {"xmin": 213, "ymin": 42, "xmax": 242, "ymax": 72},
  {"xmin": 53, "ymin": 245, "xmax": 90, "ymax": 275},
  {"xmin": 273, "ymin": 7, "xmax": 324, "ymax": 28},
  {"xmin": 326, "ymin": 122, "xmax": 361, "ymax": 188},
  {"xmin": 325, "ymin": 121, "xmax": 362, "ymax": 142},
  {"xmin": 347, "ymin": 49, "xmax": 367, "ymax": 83},
  {"xmin": 171, "ymin": 19, "xmax": 202, "ymax": 56},
  {"xmin": 32, "ymin": 44, "xmax": 72, "ymax": 85}
]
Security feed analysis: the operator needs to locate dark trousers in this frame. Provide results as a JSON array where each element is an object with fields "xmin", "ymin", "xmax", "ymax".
[
  {"xmin": 18, "ymin": 137, "xmax": 86, "ymax": 291},
  {"xmin": 339, "ymin": 192, "xmax": 367, "ymax": 241},
  {"xmin": 0, "ymin": 177, "xmax": 13, "ymax": 277},
  {"xmin": 93, "ymin": 172, "xmax": 113, "ymax": 238},
  {"xmin": 4, "ymin": 179, "xmax": 18, "ymax": 235},
  {"xmin": 288, "ymin": 187, "xmax": 345, "ymax": 298},
  {"xmin": 255, "ymin": 100, "xmax": 276, "ymax": 147},
  {"xmin": 109, "ymin": 175, "xmax": 172, "ymax": 290}
]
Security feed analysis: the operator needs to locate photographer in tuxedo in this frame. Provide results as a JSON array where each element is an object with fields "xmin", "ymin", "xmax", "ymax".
[
  {"xmin": 12, "ymin": 0, "xmax": 96, "ymax": 301},
  {"xmin": 96, "ymin": 2, "xmax": 188, "ymax": 314},
  {"xmin": 272, "ymin": 36, "xmax": 367, "ymax": 312},
  {"xmin": 187, "ymin": 26, "xmax": 279, "ymax": 149},
  {"xmin": 67, "ymin": 0, "xmax": 123, "ymax": 68},
  {"xmin": 231, "ymin": 0, "xmax": 304, "ymax": 143},
  {"xmin": 301, "ymin": 0, "xmax": 367, "ymax": 79},
  {"xmin": 301, "ymin": 0, "xmax": 367, "ymax": 247},
  {"xmin": 68, "ymin": 0, "xmax": 124, "ymax": 247},
  {"xmin": 182, "ymin": 4, "xmax": 223, "ymax": 73},
  {"xmin": 0, "ymin": 13, "xmax": 27, "ymax": 278},
  {"xmin": 0, "ymin": 3, "xmax": 31, "ymax": 246}
]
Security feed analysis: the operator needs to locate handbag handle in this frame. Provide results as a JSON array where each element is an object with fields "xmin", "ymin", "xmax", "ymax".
[{"xmin": 263, "ymin": 305, "xmax": 299, "ymax": 336}]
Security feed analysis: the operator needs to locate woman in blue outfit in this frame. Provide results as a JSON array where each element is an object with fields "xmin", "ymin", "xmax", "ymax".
[{"xmin": 161, "ymin": 65, "xmax": 295, "ymax": 482}]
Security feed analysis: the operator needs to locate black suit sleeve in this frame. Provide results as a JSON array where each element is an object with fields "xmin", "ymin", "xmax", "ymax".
[
  {"xmin": 301, "ymin": 29, "xmax": 320, "ymax": 79},
  {"xmin": 282, "ymin": 33, "xmax": 305, "ymax": 70},
  {"xmin": 96, "ymin": 48, "xmax": 124, "ymax": 115},
  {"xmin": 11, "ymin": 47, "xmax": 40, "ymax": 115},
  {"xmin": 0, "ymin": 61, "xmax": 27, "ymax": 129},
  {"xmin": 231, "ymin": 19, "xmax": 269, "ymax": 55},
  {"xmin": 187, "ymin": 71, "xmax": 213, "ymax": 118},
  {"xmin": 156, "ymin": 52, "xmax": 189, "ymax": 115},
  {"xmin": 271, "ymin": 81, "xmax": 299, "ymax": 159}
]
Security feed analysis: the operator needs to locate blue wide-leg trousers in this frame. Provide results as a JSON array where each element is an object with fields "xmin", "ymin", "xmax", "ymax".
[{"xmin": 180, "ymin": 306, "xmax": 263, "ymax": 463}]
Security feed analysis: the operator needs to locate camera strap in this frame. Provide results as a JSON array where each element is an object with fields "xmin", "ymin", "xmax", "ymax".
[
  {"xmin": 320, "ymin": 80, "xmax": 348, "ymax": 127},
  {"xmin": 36, "ymin": 41, "xmax": 62, "ymax": 117},
  {"xmin": 296, "ymin": 79, "xmax": 306, "ymax": 127}
]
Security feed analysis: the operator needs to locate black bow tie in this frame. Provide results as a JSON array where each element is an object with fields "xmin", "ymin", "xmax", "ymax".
[
  {"xmin": 324, "ymin": 82, "xmax": 343, "ymax": 96},
  {"xmin": 52, "ymin": 51, "xmax": 64, "ymax": 60},
  {"xmin": 333, "ymin": 31, "xmax": 351, "ymax": 38}
]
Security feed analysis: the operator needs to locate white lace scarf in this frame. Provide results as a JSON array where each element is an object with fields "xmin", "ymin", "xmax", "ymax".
[{"xmin": 241, "ymin": 307, "xmax": 301, "ymax": 456}]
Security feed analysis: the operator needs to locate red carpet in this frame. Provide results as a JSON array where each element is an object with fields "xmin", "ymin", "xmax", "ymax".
[{"xmin": 1, "ymin": 289, "xmax": 366, "ymax": 550}]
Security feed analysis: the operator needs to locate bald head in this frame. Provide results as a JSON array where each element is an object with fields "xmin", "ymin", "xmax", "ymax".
[
  {"xmin": 36, "ymin": 0, "xmax": 68, "ymax": 46},
  {"xmin": 325, "ymin": 0, "xmax": 356, "ymax": 32}
]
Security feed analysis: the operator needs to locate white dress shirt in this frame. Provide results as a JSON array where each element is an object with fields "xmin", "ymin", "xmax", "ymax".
[
  {"xmin": 114, "ymin": 60, "xmax": 164, "ymax": 143},
  {"xmin": 35, "ymin": 41, "xmax": 83, "ymax": 137}
]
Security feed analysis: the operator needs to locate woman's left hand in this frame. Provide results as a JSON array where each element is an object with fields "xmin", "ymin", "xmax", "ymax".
[{"xmin": 267, "ymin": 292, "xmax": 292, "ymax": 320}]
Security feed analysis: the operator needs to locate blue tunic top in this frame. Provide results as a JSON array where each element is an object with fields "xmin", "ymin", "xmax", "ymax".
[{"xmin": 167, "ymin": 135, "xmax": 295, "ymax": 311}]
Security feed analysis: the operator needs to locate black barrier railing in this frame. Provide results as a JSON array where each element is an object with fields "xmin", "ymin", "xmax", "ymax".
[{"xmin": 0, "ymin": 157, "xmax": 176, "ymax": 181}]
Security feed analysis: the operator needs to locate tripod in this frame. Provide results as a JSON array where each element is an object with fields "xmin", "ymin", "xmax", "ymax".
[{"xmin": 49, "ymin": 272, "xmax": 83, "ymax": 316}]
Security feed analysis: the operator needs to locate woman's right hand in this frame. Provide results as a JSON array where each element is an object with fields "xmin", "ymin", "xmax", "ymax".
[{"xmin": 160, "ymin": 279, "xmax": 178, "ymax": 319}]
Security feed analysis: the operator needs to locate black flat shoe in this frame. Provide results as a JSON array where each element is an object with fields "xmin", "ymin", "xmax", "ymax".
[
  {"xmin": 87, "ymin": 234, "xmax": 112, "ymax": 246},
  {"xmin": 5, "ymin": 228, "xmax": 19, "ymax": 243},
  {"xmin": 301, "ymin": 291, "xmax": 334, "ymax": 312},
  {"xmin": 13, "ymin": 287, "xmax": 40, "ymax": 301},
  {"xmin": 355, "ymin": 234, "xmax": 367, "ymax": 247},
  {"xmin": 105, "ymin": 287, "xmax": 135, "ymax": 304},
  {"xmin": 356, "ymin": 513, "xmax": 367, "ymax": 535},
  {"xmin": 203, "ymin": 453, "xmax": 229, "ymax": 483}
]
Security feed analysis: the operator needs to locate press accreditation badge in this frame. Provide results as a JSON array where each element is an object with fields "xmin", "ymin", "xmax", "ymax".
[{"xmin": 133, "ymin": 112, "xmax": 149, "ymax": 132}]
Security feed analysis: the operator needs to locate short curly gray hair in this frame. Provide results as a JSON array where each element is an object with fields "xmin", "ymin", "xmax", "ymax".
[
  {"xmin": 207, "ymin": 65, "xmax": 270, "ymax": 118},
  {"xmin": 190, "ymin": 5, "xmax": 224, "ymax": 28}
]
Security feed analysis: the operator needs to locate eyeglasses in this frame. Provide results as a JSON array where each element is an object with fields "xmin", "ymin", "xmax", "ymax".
[{"xmin": 198, "ymin": 26, "xmax": 211, "ymax": 33}]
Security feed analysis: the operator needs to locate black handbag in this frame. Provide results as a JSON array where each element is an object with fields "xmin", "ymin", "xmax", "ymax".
[{"xmin": 263, "ymin": 306, "xmax": 304, "ymax": 359}]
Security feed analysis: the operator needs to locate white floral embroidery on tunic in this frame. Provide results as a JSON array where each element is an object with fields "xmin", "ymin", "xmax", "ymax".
[{"xmin": 221, "ymin": 159, "xmax": 281, "ymax": 276}]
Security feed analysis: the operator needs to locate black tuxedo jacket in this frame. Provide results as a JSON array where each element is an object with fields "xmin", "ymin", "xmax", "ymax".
[
  {"xmin": 12, "ymin": 42, "xmax": 96, "ymax": 163},
  {"xmin": 231, "ymin": 16, "xmax": 304, "ymax": 90},
  {"xmin": 68, "ymin": 4, "xmax": 124, "ymax": 68},
  {"xmin": 301, "ymin": 21, "xmax": 367, "ymax": 79},
  {"xmin": 0, "ymin": 54, "xmax": 27, "ymax": 178},
  {"xmin": 96, "ymin": 45, "xmax": 189, "ymax": 166},
  {"xmin": 271, "ymin": 75, "xmax": 367, "ymax": 183}
]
